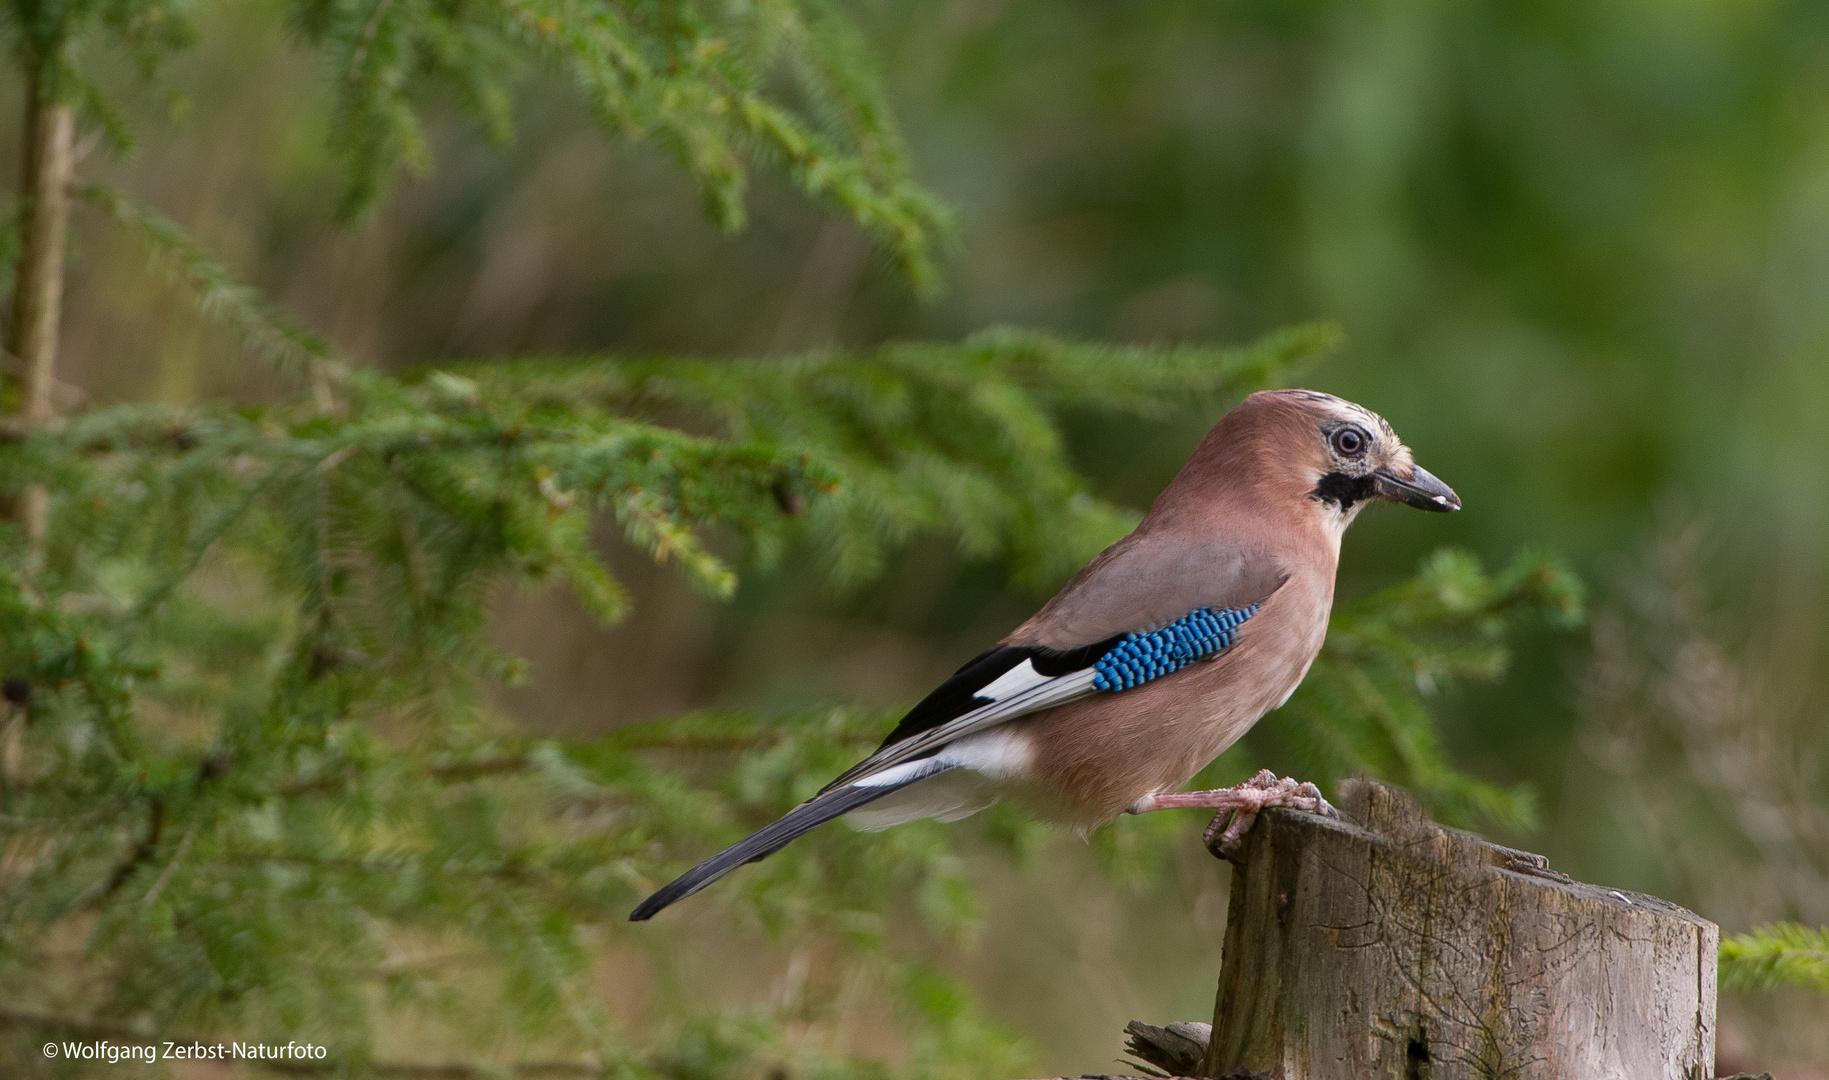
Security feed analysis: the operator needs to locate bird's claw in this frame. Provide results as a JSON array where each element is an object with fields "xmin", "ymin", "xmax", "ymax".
[
  {"xmin": 1124, "ymin": 769, "xmax": 1337, "ymax": 856},
  {"xmin": 1198, "ymin": 769, "xmax": 1338, "ymax": 857}
]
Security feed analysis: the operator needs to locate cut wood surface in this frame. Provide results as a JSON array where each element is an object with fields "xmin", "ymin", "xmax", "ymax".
[{"xmin": 1202, "ymin": 779, "xmax": 1716, "ymax": 1079}]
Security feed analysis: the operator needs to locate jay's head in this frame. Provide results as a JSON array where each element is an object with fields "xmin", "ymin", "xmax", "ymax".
[{"xmin": 1202, "ymin": 389, "xmax": 1460, "ymax": 532}]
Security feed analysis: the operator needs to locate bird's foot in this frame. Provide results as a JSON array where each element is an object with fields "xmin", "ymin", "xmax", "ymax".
[{"xmin": 1127, "ymin": 769, "xmax": 1338, "ymax": 857}]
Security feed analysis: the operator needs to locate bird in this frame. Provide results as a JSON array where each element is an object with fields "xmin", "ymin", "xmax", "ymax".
[{"xmin": 630, "ymin": 389, "xmax": 1459, "ymax": 921}]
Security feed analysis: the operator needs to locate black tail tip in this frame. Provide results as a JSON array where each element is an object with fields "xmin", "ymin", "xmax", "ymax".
[{"xmin": 628, "ymin": 899, "xmax": 661, "ymax": 922}]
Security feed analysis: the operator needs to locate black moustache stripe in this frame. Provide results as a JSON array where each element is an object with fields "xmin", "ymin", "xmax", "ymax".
[{"xmin": 1313, "ymin": 471, "xmax": 1375, "ymax": 511}]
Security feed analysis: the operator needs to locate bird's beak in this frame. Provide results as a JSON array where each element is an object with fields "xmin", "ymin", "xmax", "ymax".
[{"xmin": 1372, "ymin": 464, "xmax": 1461, "ymax": 512}]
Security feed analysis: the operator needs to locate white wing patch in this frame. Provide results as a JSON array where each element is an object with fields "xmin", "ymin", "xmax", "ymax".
[
  {"xmin": 831, "ymin": 667, "xmax": 1100, "ymax": 789},
  {"xmin": 974, "ymin": 658, "xmax": 1052, "ymax": 701}
]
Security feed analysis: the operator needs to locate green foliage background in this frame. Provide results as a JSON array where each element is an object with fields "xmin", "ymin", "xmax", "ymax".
[{"xmin": 4, "ymin": 0, "xmax": 1829, "ymax": 1075}]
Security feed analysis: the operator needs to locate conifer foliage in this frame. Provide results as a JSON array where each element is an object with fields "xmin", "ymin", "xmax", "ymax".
[
  {"xmin": 3, "ymin": 0, "xmax": 946, "ymax": 281},
  {"xmin": 2, "ymin": 0, "xmax": 1601, "ymax": 1075},
  {"xmin": 1720, "ymin": 923, "xmax": 1829, "ymax": 995},
  {"xmin": 0, "ymin": 329, "xmax": 1580, "ymax": 1076}
]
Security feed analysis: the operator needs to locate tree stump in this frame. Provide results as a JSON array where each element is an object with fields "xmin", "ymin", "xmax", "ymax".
[{"xmin": 1201, "ymin": 780, "xmax": 1716, "ymax": 1079}]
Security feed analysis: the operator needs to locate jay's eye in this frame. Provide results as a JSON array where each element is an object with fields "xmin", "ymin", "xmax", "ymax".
[{"xmin": 1331, "ymin": 427, "xmax": 1367, "ymax": 457}]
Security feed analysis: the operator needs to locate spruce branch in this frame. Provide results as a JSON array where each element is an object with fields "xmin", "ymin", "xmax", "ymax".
[
  {"xmin": 74, "ymin": 184, "xmax": 344, "ymax": 392},
  {"xmin": 285, "ymin": 0, "xmax": 949, "ymax": 284},
  {"xmin": 0, "ymin": 317, "xmax": 1564, "ymax": 1080},
  {"xmin": 1720, "ymin": 923, "xmax": 1829, "ymax": 994}
]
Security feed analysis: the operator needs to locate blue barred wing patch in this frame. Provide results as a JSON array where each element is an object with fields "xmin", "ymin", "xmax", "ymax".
[{"xmin": 1091, "ymin": 604, "xmax": 1259, "ymax": 692}]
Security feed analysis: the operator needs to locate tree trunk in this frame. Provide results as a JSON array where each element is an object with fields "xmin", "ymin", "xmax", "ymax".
[
  {"xmin": 9, "ymin": 68, "xmax": 76, "ymax": 549},
  {"xmin": 1201, "ymin": 780, "xmax": 1716, "ymax": 1079}
]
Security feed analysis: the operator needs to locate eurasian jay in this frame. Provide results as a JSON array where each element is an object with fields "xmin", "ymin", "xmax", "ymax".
[{"xmin": 630, "ymin": 389, "xmax": 1459, "ymax": 921}]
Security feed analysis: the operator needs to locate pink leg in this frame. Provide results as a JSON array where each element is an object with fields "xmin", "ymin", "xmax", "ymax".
[{"xmin": 1126, "ymin": 769, "xmax": 1338, "ymax": 855}]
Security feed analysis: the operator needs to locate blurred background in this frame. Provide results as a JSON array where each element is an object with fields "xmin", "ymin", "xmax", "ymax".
[{"xmin": 11, "ymin": 0, "xmax": 1829, "ymax": 1072}]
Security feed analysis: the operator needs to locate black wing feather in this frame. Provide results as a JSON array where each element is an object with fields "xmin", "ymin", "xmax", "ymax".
[
  {"xmin": 873, "ymin": 646, "xmax": 1021, "ymax": 751},
  {"xmin": 872, "ymin": 636, "xmax": 1125, "ymax": 752}
]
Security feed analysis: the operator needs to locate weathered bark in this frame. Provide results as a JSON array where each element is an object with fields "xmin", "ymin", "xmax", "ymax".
[
  {"xmin": 8, "ymin": 68, "xmax": 76, "ymax": 548},
  {"xmin": 1125, "ymin": 1020, "xmax": 1213, "ymax": 1077},
  {"xmin": 1201, "ymin": 780, "xmax": 1716, "ymax": 1079}
]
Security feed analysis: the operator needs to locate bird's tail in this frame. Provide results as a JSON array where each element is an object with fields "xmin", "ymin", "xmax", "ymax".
[{"xmin": 629, "ymin": 763, "xmax": 953, "ymax": 921}]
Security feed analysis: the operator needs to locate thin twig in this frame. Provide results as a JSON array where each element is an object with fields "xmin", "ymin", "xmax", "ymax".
[
  {"xmin": 142, "ymin": 819, "xmax": 198, "ymax": 908},
  {"xmin": 89, "ymin": 797, "xmax": 164, "ymax": 908}
]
